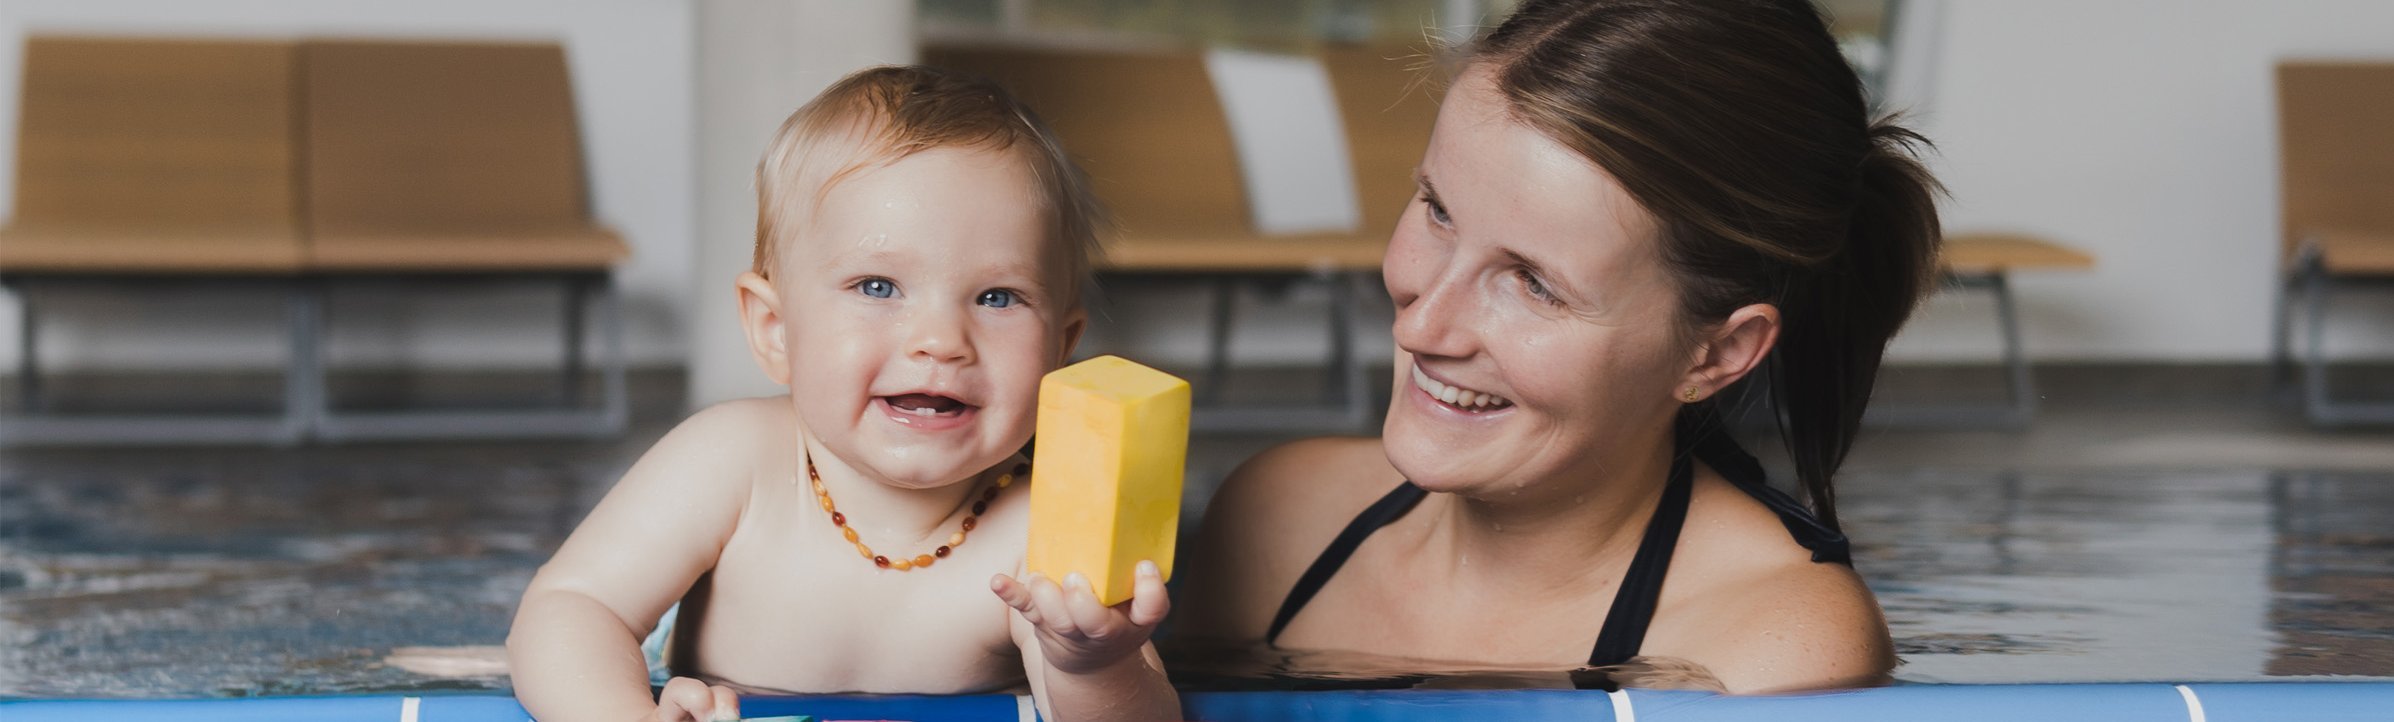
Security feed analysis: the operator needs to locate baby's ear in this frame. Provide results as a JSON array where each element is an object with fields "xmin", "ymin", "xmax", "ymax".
[
  {"xmin": 736, "ymin": 271, "xmax": 793, "ymax": 386},
  {"xmin": 1057, "ymin": 306, "xmax": 1089, "ymax": 367}
]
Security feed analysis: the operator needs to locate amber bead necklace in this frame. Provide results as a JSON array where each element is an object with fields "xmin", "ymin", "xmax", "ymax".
[{"xmin": 805, "ymin": 449, "xmax": 1019, "ymax": 571}]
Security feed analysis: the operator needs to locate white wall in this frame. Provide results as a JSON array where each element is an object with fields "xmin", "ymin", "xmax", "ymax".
[
  {"xmin": 0, "ymin": 0, "xmax": 694, "ymax": 371},
  {"xmin": 1088, "ymin": 0, "xmax": 2394, "ymax": 372},
  {"xmin": 686, "ymin": 0, "xmax": 916, "ymax": 407},
  {"xmin": 8, "ymin": 1, "xmax": 2390, "ymax": 382},
  {"xmin": 1886, "ymin": 0, "xmax": 2394, "ymax": 362}
]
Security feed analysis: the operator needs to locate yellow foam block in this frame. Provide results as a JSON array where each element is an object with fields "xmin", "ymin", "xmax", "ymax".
[{"xmin": 1026, "ymin": 355, "xmax": 1191, "ymax": 606}]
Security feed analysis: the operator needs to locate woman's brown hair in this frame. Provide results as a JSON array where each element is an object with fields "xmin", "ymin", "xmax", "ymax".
[{"xmin": 1474, "ymin": 0, "xmax": 1943, "ymax": 530}]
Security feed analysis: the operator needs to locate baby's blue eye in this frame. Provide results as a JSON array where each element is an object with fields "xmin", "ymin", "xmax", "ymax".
[
  {"xmin": 978, "ymin": 289, "xmax": 1019, "ymax": 308},
  {"xmin": 857, "ymin": 278, "xmax": 896, "ymax": 299}
]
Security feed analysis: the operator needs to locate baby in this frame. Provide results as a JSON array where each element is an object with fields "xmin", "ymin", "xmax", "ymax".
[{"xmin": 508, "ymin": 66, "xmax": 1177, "ymax": 722}]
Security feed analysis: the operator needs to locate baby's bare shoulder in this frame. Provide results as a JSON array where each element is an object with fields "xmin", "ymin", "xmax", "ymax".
[
  {"xmin": 643, "ymin": 398, "xmax": 796, "ymax": 484},
  {"xmin": 673, "ymin": 397, "xmax": 795, "ymax": 448},
  {"xmin": 523, "ymin": 399, "xmax": 798, "ymax": 623},
  {"xmin": 592, "ymin": 398, "xmax": 797, "ymax": 537}
]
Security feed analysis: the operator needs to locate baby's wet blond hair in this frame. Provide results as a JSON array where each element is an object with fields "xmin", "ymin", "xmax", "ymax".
[{"xmin": 752, "ymin": 65, "xmax": 1105, "ymax": 301}]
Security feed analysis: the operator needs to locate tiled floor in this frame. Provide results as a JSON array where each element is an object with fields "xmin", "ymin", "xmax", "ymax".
[{"xmin": 1, "ymin": 366, "xmax": 2389, "ymax": 696}]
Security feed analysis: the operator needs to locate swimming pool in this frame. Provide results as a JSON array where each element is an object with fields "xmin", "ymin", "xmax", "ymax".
[{"xmin": 1, "ymin": 438, "xmax": 2388, "ymax": 702}]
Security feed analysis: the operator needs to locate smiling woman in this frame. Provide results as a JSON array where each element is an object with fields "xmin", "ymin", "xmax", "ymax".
[{"xmin": 1175, "ymin": 0, "xmax": 1942, "ymax": 695}]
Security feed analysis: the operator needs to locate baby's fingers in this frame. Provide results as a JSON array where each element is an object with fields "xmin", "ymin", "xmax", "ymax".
[
  {"xmin": 708, "ymin": 685, "xmax": 739, "ymax": 721},
  {"xmin": 1127, "ymin": 560, "xmax": 1171, "ymax": 628},
  {"xmin": 654, "ymin": 677, "xmax": 737, "ymax": 722},
  {"xmin": 1060, "ymin": 573, "xmax": 1119, "ymax": 639},
  {"xmin": 990, "ymin": 573, "xmax": 1035, "ymax": 616},
  {"xmin": 1028, "ymin": 572, "xmax": 1084, "ymax": 638}
]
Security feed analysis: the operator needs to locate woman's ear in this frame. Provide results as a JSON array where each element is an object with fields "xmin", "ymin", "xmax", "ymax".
[
  {"xmin": 736, "ymin": 271, "xmax": 793, "ymax": 387},
  {"xmin": 1679, "ymin": 303, "xmax": 1780, "ymax": 403}
]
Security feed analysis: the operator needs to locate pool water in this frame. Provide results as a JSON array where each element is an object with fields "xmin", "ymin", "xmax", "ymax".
[{"xmin": 1, "ymin": 441, "xmax": 2388, "ymax": 698}]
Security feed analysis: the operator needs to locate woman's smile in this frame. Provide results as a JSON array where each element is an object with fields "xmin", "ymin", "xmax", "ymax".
[{"xmin": 1408, "ymin": 361, "xmax": 1515, "ymax": 413}]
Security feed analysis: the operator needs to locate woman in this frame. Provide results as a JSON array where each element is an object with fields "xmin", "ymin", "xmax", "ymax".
[{"xmin": 1177, "ymin": 0, "xmax": 1939, "ymax": 694}]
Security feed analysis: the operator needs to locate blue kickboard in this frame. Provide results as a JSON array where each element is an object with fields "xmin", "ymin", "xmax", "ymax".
[{"xmin": 5, "ymin": 682, "xmax": 2392, "ymax": 721}]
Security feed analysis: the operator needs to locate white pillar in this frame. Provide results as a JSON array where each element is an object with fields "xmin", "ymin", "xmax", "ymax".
[{"xmin": 688, "ymin": 0, "xmax": 915, "ymax": 408}]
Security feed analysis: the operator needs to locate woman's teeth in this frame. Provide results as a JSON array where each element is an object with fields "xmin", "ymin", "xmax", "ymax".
[{"xmin": 1412, "ymin": 363, "xmax": 1512, "ymax": 410}]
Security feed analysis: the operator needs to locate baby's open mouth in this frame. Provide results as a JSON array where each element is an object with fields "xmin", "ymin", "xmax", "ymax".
[{"xmin": 882, "ymin": 393, "xmax": 974, "ymax": 418}]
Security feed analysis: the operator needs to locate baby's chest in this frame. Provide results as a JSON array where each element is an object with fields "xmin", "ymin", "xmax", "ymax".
[{"xmin": 689, "ymin": 534, "xmax": 1023, "ymax": 692}]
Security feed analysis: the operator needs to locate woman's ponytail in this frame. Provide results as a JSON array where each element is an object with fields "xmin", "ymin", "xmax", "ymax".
[{"xmin": 1770, "ymin": 121, "xmax": 1943, "ymax": 531}]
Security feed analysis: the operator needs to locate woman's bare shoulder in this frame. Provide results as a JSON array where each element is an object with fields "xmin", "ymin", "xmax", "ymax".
[
  {"xmin": 1209, "ymin": 436, "xmax": 1402, "ymax": 536},
  {"xmin": 1664, "ymin": 472, "xmax": 1893, "ymax": 693},
  {"xmin": 1684, "ymin": 558, "xmax": 1891, "ymax": 693},
  {"xmin": 1175, "ymin": 436, "xmax": 1402, "ymax": 641}
]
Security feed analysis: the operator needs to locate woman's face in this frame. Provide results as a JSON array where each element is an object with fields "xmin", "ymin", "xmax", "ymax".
[{"xmin": 1380, "ymin": 68, "xmax": 1695, "ymax": 497}]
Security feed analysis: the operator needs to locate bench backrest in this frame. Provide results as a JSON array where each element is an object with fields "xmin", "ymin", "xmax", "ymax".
[
  {"xmin": 2278, "ymin": 61, "xmax": 2394, "ymax": 258},
  {"xmin": 1321, "ymin": 44, "xmax": 1443, "ymax": 239},
  {"xmin": 11, "ymin": 37, "xmax": 298, "ymax": 235},
  {"xmin": 925, "ymin": 45, "xmax": 1251, "ymax": 244},
  {"xmin": 302, "ymin": 40, "xmax": 594, "ymax": 238},
  {"xmin": 925, "ymin": 43, "xmax": 1442, "ymax": 247}
]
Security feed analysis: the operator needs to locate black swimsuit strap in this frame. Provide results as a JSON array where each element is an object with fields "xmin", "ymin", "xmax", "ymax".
[
  {"xmin": 1686, "ymin": 428, "xmax": 1851, "ymax": 565},
  {"xmin": 1262, "ymin": 430, "xmax": 1849, "ymax": 665},
  {"xmin": 1586, "ymin": 453, "xmax": 1694, "ymax": 667},
  {"xmin": 1263, "ymin": 481, "xmax": 1429, "ymax": 646}
]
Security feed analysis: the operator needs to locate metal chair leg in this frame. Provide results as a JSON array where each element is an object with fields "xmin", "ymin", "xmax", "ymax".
[
  {"xmin": 1201, "ymin": 276, "xmax": 1235, "ymax": 406},
  {"xmin": 15, "ymin": 281, "xmax": 42, "ymax": 412},
  {"xmin": 1990, "ymin": 273, "xmax": 2037, "ymax": 425},
  {"xmin": 2301, "ymin": 259, "xmax": 2333, "ymax": 425},
  {"xmin": 2270, "ymin": 243, "xmax": 2320, "ymax": 397},
  {"xmin": 2269, "ymin": 270, "xmax": 2297, "ymax": 394},
  {"xmin": 562, "ymin": 275, "xmax": 588, "ymax": 407},
  {"xmin": 1327, "ymin": 271, "xmax": 1373, "ymax": 431},
  {"xmin": 597, "ymin": 275, "xmax": 629, "ymax": 434},
  {"xmin": 282, "ymin": 282, "xmax": 323, "ymax": 445}
]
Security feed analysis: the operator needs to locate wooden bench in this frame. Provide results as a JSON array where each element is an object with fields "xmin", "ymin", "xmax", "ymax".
[
  {"xmin": 928, "ymin": 42, "xmax": 1429, "ymax": 431},
  {"xmin": 298, "ymin": 40, "xmax": 628, "ymax": 441},
  {"xmin": 0, "ymin": 37, "xmax": 627, "ymax": 444},
  {"xmin": 2272, "ymin": 62, "xmax": 2394, "ymax": 426},
  {"xmin": 1871, "ymin": 232, "xmax": 2096, "ymax": 428},
  {"xmin": 0, "ymin": 38, "xmax": 312, "ymax": 444}
]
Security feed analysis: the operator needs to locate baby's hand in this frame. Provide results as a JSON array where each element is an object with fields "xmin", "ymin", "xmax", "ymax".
[
  {"xmin": 991, "ymin": 561, "xmax": 1170, "ymax": 675},
  {"xmin": 650, "ymin": 676, "xmax": 740, "ymax": 722}
]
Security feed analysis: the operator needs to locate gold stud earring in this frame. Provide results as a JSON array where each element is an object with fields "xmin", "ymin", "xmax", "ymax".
[{"xmin": 1683, "ymin": 386, "xmax": 1700, "ymax": 403}]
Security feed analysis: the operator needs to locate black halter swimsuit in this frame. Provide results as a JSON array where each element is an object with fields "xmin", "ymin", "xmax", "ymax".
[{"xmin": 1262, "ymin": 427, "xmax": 1852, "ymax": 671}]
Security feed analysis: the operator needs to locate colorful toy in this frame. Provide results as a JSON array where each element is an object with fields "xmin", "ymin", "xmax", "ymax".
[{"xmin": 1025, "ymin": 356, "xmax": 1191, "ymax": 606}]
